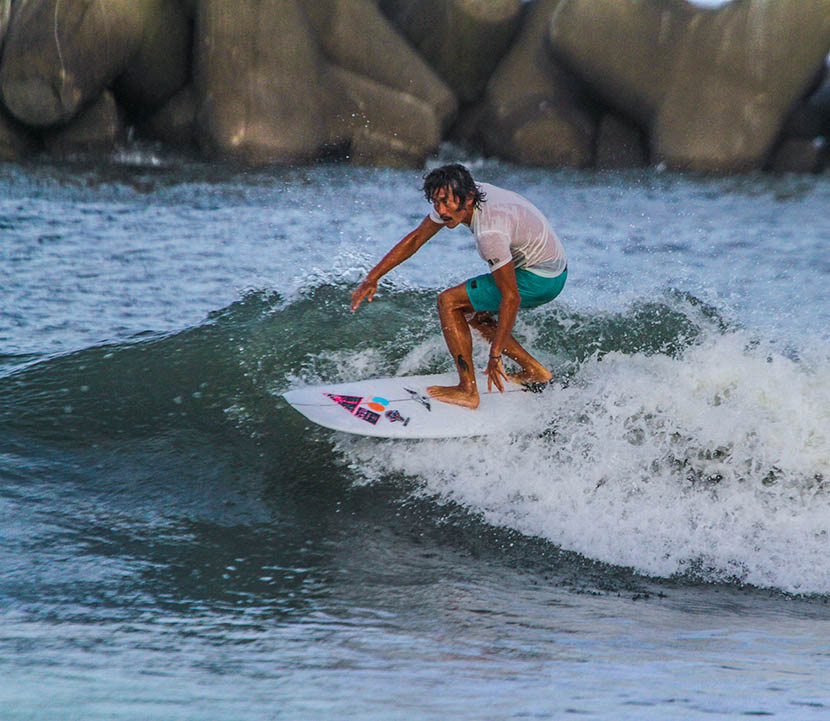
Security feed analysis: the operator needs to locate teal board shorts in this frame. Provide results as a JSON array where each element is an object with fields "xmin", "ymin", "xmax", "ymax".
[{"xmin": 466, "ymin": 267, "xmax": 567, "ymax": 312}]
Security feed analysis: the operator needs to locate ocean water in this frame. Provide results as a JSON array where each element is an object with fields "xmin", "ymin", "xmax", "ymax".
[{"xmin": 1, "ymin": 150, "xmax": 829, "ymax": 720}]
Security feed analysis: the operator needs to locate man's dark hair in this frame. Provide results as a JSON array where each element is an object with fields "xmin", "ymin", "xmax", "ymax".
[{"xmin": 422, "ymin": 164, "xmax": 485, "ymax": 210}]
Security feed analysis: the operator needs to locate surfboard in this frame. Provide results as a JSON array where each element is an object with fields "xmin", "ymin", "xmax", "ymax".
[{"xmin": 282, "ymin": 372, "xmax": 547, "ymax": 439}]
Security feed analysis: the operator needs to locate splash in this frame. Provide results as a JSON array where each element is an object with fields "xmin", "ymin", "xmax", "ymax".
[{"xmin": 340, "ymin": 330, "xmax": 830, "ymax": 595}]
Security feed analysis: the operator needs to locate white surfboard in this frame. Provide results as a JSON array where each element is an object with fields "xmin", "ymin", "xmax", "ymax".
[{"xmin": 282, "ymin": 372, "xmax": 548, "ymax": 439}]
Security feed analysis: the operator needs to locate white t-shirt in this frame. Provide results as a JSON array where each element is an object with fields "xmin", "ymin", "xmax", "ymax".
[{"xmin": 430, "ymin": 182, "xmax": 566, "ymax": 277}]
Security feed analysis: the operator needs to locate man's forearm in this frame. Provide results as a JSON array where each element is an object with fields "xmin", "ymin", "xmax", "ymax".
[
  {"xmin": 491, "ymin": 295, "xmax": 520, "ymax": 355},
  {"xmin": 367, "ymin": 217, "xmax": 439, "ymax": 282},
  {"xmin": 368, "ymin": 234, "xmax": 419, "ymax": 281}
]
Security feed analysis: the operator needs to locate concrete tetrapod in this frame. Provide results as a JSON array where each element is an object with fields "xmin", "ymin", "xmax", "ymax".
[
  {"xmin": 480, "ymin": 0, "xmax": 597, "ymax": 167},
  {"xmin": 0, "ymin": 0, "xmax": 189, "ymax": 128},
  {"xmin": 381, "ymin": 0, "xmax": 523, "ymax": 104},
  {"xmin": 303, "ymin": 0, "xmax": 456, "ymax": 132},
  {"xmin": 194, "ymin": 0, "xmax": 330, "ymax": 164},
  {"xmin": 549, "ymin": 0, "xmax": 830, "ymax": 172}
]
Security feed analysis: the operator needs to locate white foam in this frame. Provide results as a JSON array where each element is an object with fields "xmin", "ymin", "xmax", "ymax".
[{"xmin": 339, "ymin": 330, "xmax": 830, "ymax": 595}]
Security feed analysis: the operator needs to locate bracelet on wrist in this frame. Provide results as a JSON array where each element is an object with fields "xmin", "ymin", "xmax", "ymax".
[{"xmin": 489, "ymin": 355, "xmax": 502, "ymax": 360}]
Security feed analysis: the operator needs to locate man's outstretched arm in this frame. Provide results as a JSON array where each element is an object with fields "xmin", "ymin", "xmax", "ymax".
[{"xmin": 351, "ymin": 215, "xmax": 443, "ymax": 311}]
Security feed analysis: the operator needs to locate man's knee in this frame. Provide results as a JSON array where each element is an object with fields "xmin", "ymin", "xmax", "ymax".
[{"xmin": 437, "ymin": 285, "xmax": 471, "ymax": 314}]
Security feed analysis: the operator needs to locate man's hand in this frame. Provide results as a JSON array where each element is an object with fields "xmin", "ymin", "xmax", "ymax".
[
  {"xmin": 350, "ymin": 216, "xmax": 442, "ymax": 313},
  {"xmin": 486, "ymin": 355, "xmax": 509, "ymax": 393},
  {"xmin": 351, "ymin": 277, "xmax": 378, "ymax": 312}
]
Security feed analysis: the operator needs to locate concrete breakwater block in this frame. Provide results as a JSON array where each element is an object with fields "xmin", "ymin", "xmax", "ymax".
[
  {"xmin": 549, "ymin": 0, "xmax": 830, "ymax": 172},
  {"xmin": 0, "ymin": 0, "xmax": 188, "ymax": 128}
]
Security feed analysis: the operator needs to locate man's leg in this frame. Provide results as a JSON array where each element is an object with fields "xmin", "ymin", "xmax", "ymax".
[
  {"xmin": 426, "ymin": 283, "xmax": 480, "ymax": 409},
  {"xmin": 469, "ymin": 312, "xmax": 552, "ymax": 384}
]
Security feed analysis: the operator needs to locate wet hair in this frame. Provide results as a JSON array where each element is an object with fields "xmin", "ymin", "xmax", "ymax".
[{"xmin": 422, "ymin": 164, "xmax": 485, "ymax": 210}]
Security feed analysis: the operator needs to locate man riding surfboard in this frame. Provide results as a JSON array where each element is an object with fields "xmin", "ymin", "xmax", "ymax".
[{"xmin": 351, "ymin": 164, "xmax": 567, "ymax": 409}]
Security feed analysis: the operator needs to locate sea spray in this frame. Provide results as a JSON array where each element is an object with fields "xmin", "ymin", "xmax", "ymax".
[{"xmin": 338, "ymin": 329, "xmax": 830, "ymax": 594}]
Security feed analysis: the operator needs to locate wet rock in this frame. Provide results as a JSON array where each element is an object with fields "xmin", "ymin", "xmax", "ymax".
[
  {"xmin": 194, "ymin": 0, "xmax": 330, "ymax": 164},
  {"xmin": 550, "ymin": 0, "xmax": 830, "ymax": 172},
  {"xmin": 196, "ymin": 0, "xmax": 446, "ymax": 166},
  {"xmin": 176, "ymin": 0, "xmax": 198, "ymax": 19},
  {"xmin": 141, "ymin": 84, "xmax": 197, "ymax": 148},
  {"xmin": 810, "ymin": 85, "xmax": 830, "ymax": 141},
  {"xmin": 302, "ymin": 0, "xmax": 456, "ymax": 131},
  {"xmin": 785, "ymin": 78, "xmax": 830, "ymax": 141},
  {"xmin": 0, "ymin": 2, "xmax": 34, "ymax": 159},
  {"xmin": 380, "ymin": 0, "xmax": 523, "ymax": 103},
  {"xmin": 0, "ymin": 106, "xmax": 34, "ymax": 161},
  {"xmin": 480, "ymin": 0, "xmax": 596, "ymax": 167},
  {"xmin": 0, "ymin": 0, "xmax": 10, "ymax": 41},
  {"xmin": 0, "ymin": 0, "xmax": 189, "ymax": 127},
  {"xmin": 114, "ymin": 1, "xmax": 191, "ymax": 115},
  {"xmin": 449, "ymin": 102, "xmax": 487, "ymax": 147},
  {"xmin": 595, "ymin": 113, "xmax": 648, "ymax": 170},
  {"xmin": 767, "ymin": 139, "xmax": 824, "ymax": 174},
  {"xmin": 327, "ymin": 65, "xmax": 441, "ymax": 167},
  {"xmin": 43, "ymin": 91, "xmax": 126, "ymax": 157}
]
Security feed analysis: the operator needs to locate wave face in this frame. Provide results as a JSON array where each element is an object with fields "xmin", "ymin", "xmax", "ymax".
[{"xmin": 3, "ymin": 283, "xmax": 827, "ymax": 595}]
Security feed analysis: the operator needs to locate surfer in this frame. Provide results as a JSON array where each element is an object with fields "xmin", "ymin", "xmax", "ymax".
[{"xmin": 351, "ymin": 163, "xmax": 567, "ymax": 409}]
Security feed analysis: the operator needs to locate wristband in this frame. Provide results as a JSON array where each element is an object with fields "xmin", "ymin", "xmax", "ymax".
[{"xmin": 489, "ymin": 355, "xmax": 502, "ymax": 360}]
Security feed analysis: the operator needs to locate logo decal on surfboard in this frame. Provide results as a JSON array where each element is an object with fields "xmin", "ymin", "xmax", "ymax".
[
  {"xmin": 404, "ymin": 387, "xmax": 431, "ymax": 411},
  {"xmin": 366, "ymin": 396, "xmax": 389, "ymax": 412},
  {"xmin": 325, "ymin": 393, "xmax": 381, "ymax": 425},
  {"xmin": 326, "ymin": 393, "xmax": 362, "ymax": 414},
  {"xmin": 385, "ymin": 409, "xmax": 410, "ymax": 426},
  {"xmin": 355, "ymin": 407, "xmax": 380, "ymax": 425}
]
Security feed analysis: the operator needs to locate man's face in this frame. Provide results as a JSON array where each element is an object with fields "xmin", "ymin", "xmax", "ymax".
[{"xmin": 431, "ymin": 186, "xmax": 473, "ymax": 228}]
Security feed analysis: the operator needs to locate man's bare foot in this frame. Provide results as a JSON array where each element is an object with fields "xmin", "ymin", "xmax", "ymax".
[
  {"xmin": 506, "ymin": 366, "xmax": 553, "ymax": 385},
  {"xmin": 426, "ymin": 384, "xmax": 480, "ymax": 409}
]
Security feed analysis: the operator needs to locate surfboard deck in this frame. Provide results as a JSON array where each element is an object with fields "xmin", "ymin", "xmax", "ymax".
[{"xmin": 282, "ymin": 372, "xmax": 546, "ymax": 438}]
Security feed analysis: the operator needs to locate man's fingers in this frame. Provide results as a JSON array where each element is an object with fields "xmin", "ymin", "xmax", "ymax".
[
  {"xmin": 486, "ymin": 361, "xmax": 506, "ymax": 393},
  {"xmin": 493, "ymin": 372, "xmax": 505, "ymax": 393},
  {"xmin": 351, "ymin": 282, "xmax": 376, "ymax": 312},
  {"xmin": 495, "ymin": 364, "xmax": 509, "ymax": 393}
]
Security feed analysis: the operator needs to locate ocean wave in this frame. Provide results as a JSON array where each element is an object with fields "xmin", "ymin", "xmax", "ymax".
[{"xmin": 3, "ymin": 282, "xmax": 827, "ymax": 595}]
